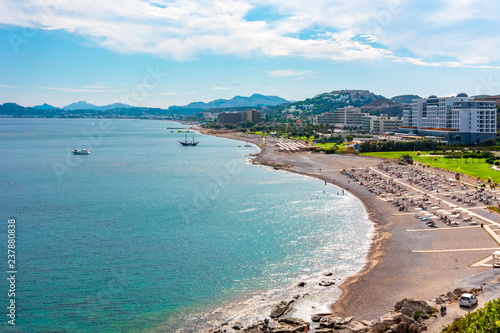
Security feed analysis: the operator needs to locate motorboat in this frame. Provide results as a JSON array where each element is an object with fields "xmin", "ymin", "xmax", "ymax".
[{"xmin": 72, "ymin": 149, "xmax": 91, "ymax": 155}]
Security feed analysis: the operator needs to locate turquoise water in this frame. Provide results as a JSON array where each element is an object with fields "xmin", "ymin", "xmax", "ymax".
[{"xmin": 0, "ymin": 118, "xmax": 372, "ymax": 332}]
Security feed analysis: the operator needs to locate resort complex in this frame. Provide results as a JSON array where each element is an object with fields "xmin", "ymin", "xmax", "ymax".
[{"xmin": 401, "ymin": 94, "xmax": 497, "ymax": 144}]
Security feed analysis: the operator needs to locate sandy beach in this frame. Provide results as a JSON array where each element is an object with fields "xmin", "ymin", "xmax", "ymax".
[{"xmin": 198, "ymin": 129, "xmax": 500, "ymax": 332}]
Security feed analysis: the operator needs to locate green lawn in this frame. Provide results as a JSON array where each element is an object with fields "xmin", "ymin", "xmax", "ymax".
[
  {"xmin": 362, "ymin": 151, "xmax": 500, "ymax": 183},
  {"xmin": 290, "ymin": 135, "xmax": 315, "ymax": 141},
  {"xmin": 315, "ymin": 143, "xmax": 351, "ymax": 152},
  {"xmin": 315, "ymin": 142, "xmax": 338, "ymax": 149}
]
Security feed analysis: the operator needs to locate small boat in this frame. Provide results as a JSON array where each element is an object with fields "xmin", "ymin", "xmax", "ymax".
[
  {"xmin": 72, "ymin": 149, "xmax": 91, "ymax": 155},
  {"xmin": 244, "ymin": 142, "xmax": 253, "ymax": 147},
  {"xmin": 179, "ymin": 133, "xmax": 198, "ymax": 146}
]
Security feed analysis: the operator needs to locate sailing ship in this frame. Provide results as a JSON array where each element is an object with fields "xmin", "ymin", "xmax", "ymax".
[{"xmin": 179, "ymin": 133, "xmax": 199, "ymax": 146}]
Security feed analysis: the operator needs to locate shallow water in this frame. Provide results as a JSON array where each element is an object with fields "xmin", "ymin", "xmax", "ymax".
[{"xmin": 0, "ymin": 118, "xmax": 372, "ymax": 332}]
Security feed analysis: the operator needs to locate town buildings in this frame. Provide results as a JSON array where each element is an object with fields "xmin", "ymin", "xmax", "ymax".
[
  {"xmin": 314, "ymin": 106, "xmax": 402, "ymax": 134},
  {"xmin": 364, "ymin": 114, "xmax": 403, "ymax": 135},
  {"xmin": 314, "ymin": 106, "xmax": 367, "ymax": 130}
]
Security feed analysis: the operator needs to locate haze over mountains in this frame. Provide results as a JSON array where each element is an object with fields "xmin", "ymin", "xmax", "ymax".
[
  {"xmin": 168, "ymin": 94, "xmax": 289, "ymax": 110},
  {"xmin": 32, "ymin": 101, "xmax": 135, "ymax": 111},
  {"xmin": 25, "ymin": 94, "xmax": 290, "ymax": 112}
]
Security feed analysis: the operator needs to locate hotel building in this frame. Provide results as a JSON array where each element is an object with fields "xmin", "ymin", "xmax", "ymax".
[
  {"xmin": 314, "ymin": 106, "xmax": 368, "ymax": 130},
  {"xmin": 218, "ymin": 109, "xmax": 262, "ymax": 124},
  {"xmin": 401, "ymin": 93, "xmax": 497, "ymax": 144}
]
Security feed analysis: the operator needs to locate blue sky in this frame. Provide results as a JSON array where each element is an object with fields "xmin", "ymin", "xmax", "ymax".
[{"xmin": 1, "ymin": 0, "xmax": 500, "ymax": 108}]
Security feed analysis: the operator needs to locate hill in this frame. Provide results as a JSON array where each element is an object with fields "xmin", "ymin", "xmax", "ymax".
[
  {"xmin": 169, "ymin": 94, "xmax": 289, "ymax": 110},
  {"xmin": 33, "ymin": 103, "xmax": 60, "ymax": 110},
  {"xmin": 474, "ymin": 95, "xmax": 500, "ymax": 102},
  {"xmin": 390, "ymin": 95, "xmax": 421, "ymax": 104},
  {"xmin": 361, "ymin": 98, "xmax": 404, "ymax": 117},
  {"xmin": 298, "ymin": 89, "xmax": 384, "ymax": 112},
  {"xmin": 0, "ymin": 103, "xmax": 30, "ymax": 113},
  {"xmin": 267, "ymin": 89, "xmax": 390, "ymax": 120},
  {"xmin": 63, "ymin": 101, "xmax": 133, "ymax": 111}
]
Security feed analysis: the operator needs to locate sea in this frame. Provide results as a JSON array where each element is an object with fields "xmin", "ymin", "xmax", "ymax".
[{"xmin": 0, "ymin": 118, "xmax": 373, "ymax": 332}]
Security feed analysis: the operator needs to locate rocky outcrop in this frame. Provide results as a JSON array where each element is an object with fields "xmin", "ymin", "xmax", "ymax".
[
  {"xmin": 270, "ymin": 299, "xmax": 295, "ymax": 318},
  {"xmin": 273, "ymin": 318, "xmax": 309, "ymax": 333},
  {"xmin": 394, "ymin": 298, "xmax": 435, "ymax": 319},
  {"xmin": 318, "ymin": 280, "xmax": 336, "ymax": 287},
  {"xmin": 295, "ymin": 298, "xmax": 432, "ymax": 333},
  {"xmin": 311, "ymin": 313, "xmax": 332, "ymax": 322},
  {"xmin": 436, "ymin": 287, "xmax": 481, "ymax": 304},
  {"xmin": 242, "ymin": 320, "xmax": 270, "ymax": 333},
  {"xmin": 241, "ymin": 318, "xmax": 308, "ymax": 333},
  {"xmin": 253, "ymin": 159, "xmax": 292, "ymax": 170},
  {"xmin": 214, "ymin": 294, "xmax": 478, "ymax": 333}
]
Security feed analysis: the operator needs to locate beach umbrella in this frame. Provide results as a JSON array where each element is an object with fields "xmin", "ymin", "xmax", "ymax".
[
  {"xmin": 442, "ymin": 212, "xmax": 452, "ymax": 215},
  {"xmin": 431, "ymin": 206, "xmax": 440, "ymax": 209},
  {"xmin": 414, "ymin": 207, "xmax": 422, "ymax": 211},
  {"xmin": 436, "ymin": 209, "xmax": 446, "ymax": 212},
  {"xmin": 429, "ymin": 216, "xmax": 439, "ymax": 219}
]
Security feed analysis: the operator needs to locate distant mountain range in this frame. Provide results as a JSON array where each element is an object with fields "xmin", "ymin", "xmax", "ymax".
[
  {"xmin": 2, "ymin": 92, "xmax": 497, "ymax": 120},
  {"xmin": 28, "ymin": 94, "xmax": 289, "ymax": 112},
  {"xmin": 169, "ymin": 94, "xmax": 289, "ymax": 110},
  {"xmin": 62, "ymin": 101, "xmax": 134, "ymax": 111},
  {"xmin": 31, "ymin": 101, "xmax": 135, "ymax": 111},
  {"xmin": 0, "ymin": 94, "xmax": 290, "ymax": 118}
]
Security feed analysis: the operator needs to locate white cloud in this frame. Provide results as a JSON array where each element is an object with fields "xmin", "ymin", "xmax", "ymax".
[
  {"xmin": 401, "ymin": 57, "xmax": 500, "ymax": 69},
  {"xmin": 427, "ymin": 0, "xmax": 498, "ymax": 25},
  {"xmin": 1, "ymin": 0, "xmax": 500, "ymax": 66},
  {"xmin": 0, "ymin": 84, "xmax": 19, "ymax": 88}
]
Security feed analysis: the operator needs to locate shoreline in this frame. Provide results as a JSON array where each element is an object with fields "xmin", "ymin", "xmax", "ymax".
[{"xmin": 196, "ymin": 128, "xmax": 500, "ymax": 331}]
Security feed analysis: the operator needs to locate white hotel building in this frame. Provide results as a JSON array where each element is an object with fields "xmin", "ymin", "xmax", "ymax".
[{"xmin": 401, "ymin": 93, "xmax": 497, "ymax": 144}]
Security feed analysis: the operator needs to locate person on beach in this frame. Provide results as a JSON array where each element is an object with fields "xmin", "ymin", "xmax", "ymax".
[{"xmin": 303, "ymin": 323, "xmax": 310, "ymax": 332}]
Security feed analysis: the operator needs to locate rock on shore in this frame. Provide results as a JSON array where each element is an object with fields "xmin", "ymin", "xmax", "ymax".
[{"xmin": 201, "ymin": 296, "xmax": 441, "ymax": 333}]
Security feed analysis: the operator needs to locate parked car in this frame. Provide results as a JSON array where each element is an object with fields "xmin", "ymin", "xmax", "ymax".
[{"xmin": 459, "ymin": 293, "xmax": 478, "ymax": 308}]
